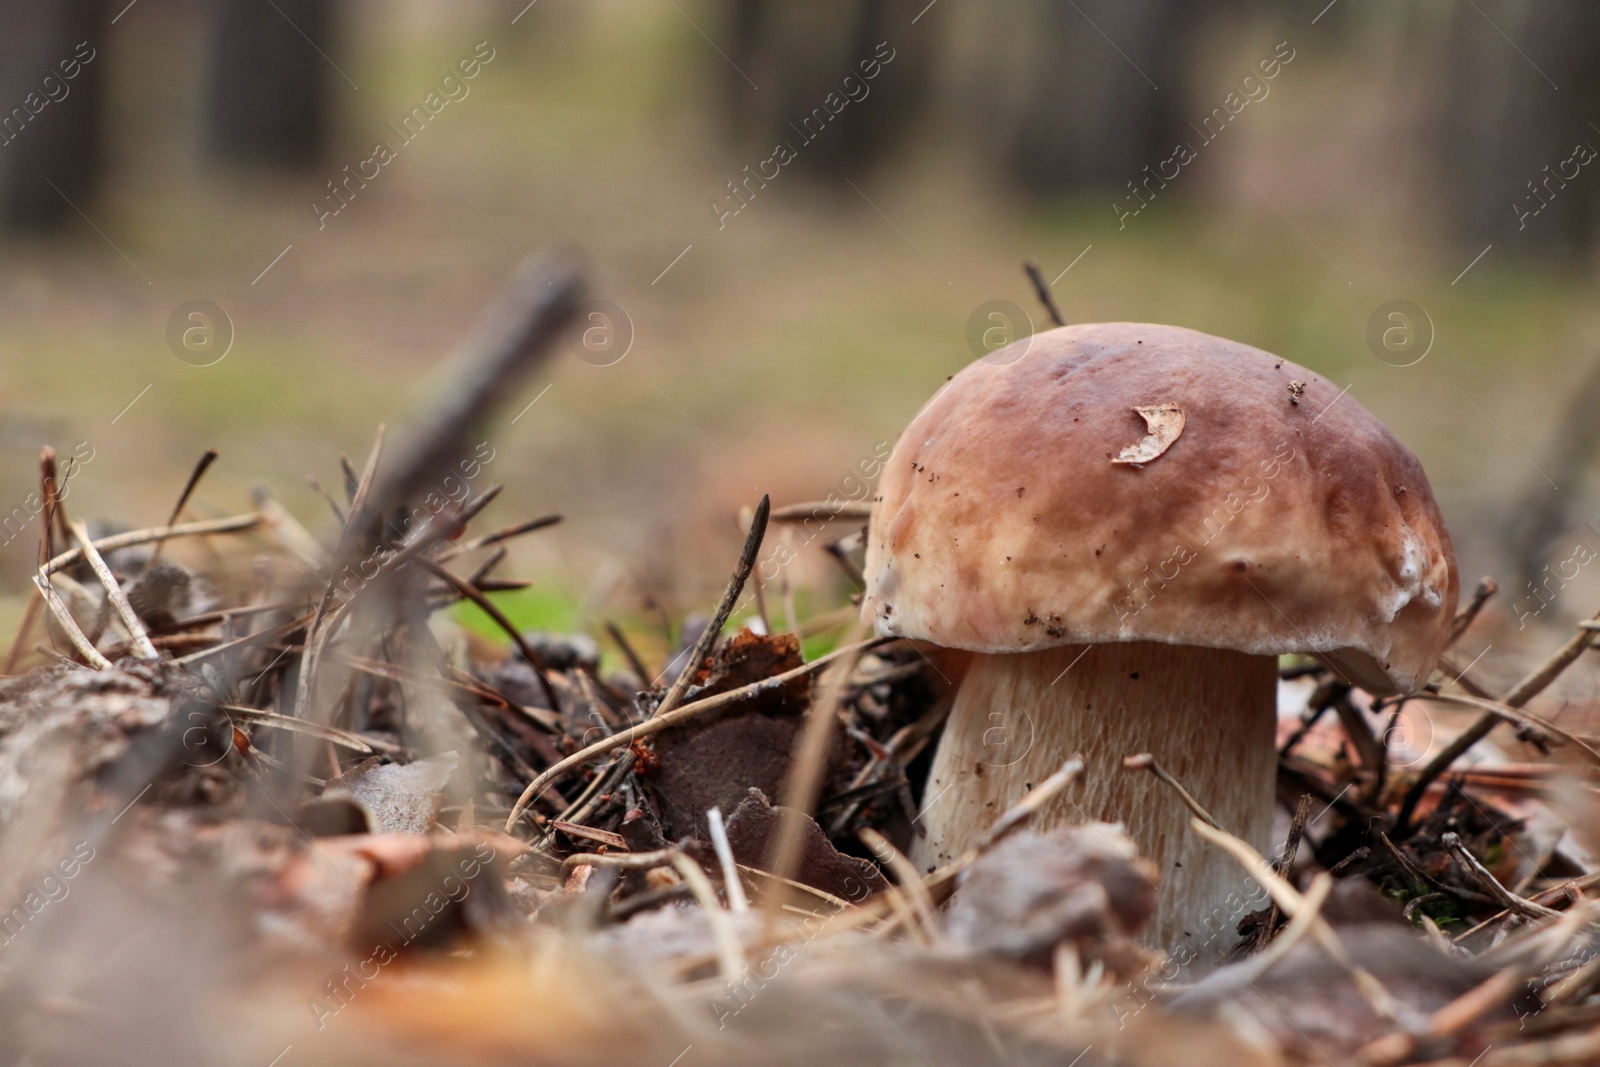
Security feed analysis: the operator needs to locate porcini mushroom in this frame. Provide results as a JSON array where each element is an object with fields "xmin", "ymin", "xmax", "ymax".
[{"xmin": 863, "ymin": 323, "xmax": 1457, "ymax": 956}]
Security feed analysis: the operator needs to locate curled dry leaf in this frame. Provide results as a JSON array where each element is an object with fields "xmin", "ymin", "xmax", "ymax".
[
  {"xmin": 1112, "ymin": 404, "xmax": 1185, "ymax": 466},
  {"xmin": 723, "ymin": 787, "xmax": 888, "ymax": 900}
]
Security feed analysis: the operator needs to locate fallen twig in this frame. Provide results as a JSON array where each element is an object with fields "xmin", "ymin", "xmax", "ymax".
[
  {"xmin": 1024, "ymin": 259, "xmax": 1065, "ymax": 327},
  {"xmin": 147, "ymin": 449, "xmax": 219, "ymax": 568},
  {"xmin": 435, "ymin": 514, "xmax": 562, "ymax": 562},
  {"xmin": 769, "ymin": 501, "xmax": 872, "ymax": 524},
  {"xmin": 1449, "ymin": 576, "xmax": 1498, "ymax": 645},
  {"xmin": 29, "ymin": 576, "xmax": 110, "ymax": 670},
  {"xmin": 1414, "ymin": 691, "xmax": 1600, "ymax": 767},
  {"xmin": 860, "ymin": 826, "xmax": 940, "ymax": 944},
  {"xmin": 1451, "ymin": 872, "xmax": 1600, "ymax": 944},
  {"xmin": 559, "ymin": 848, "xmax": 678, "ymax": 879},
  {"xmin": 421, "ymin": 559, "xmax": 559, "ymax": 711},
  {"xmin": 672, "ymin": 852, "xmax": 748, "ymax": 984},
  {"xmin": 39, "ymin": 513, "xmax": 263, "ymax": 578},
  {"xmin": 604, "ymin": 620, "xmax": 653, "ymax": 682},
  {"xmin": 1250, "ymin": 793, "xmax": 1314, "ymax": 953},
  {"xmin": 707, "ymin": 807, "xmax": 749, "ymax": 912},
  {"xmin": 219, "ymin": 704, "xmax": 382, "ymax": 754},
  {"xmin": 1362, "ymin": 903, "xmax": 1600, "ymax": 1064},
  {"xmin": 1191, "ymin": 818, "xmax": 1410, "ymax": 1029},
  {"xmin": 1442, "ymin": 832, "xmax": 1563, "ymax": 920},
  {"xmin": 339, "ymin": 263, "xmax": 582, "ymax": 555},
  {"xmin": 654, "ymin": 494, "xmax": 769, "ymax": 720},
  {"xmin": 1399, "ymin": 611, "xmax": 1600, "ymax": 831},
  {"xmin": 1124, "ymin": 753, "xmax": 1220, "ymax": 828},
  {"xmin": 69, "ymin": 521, "xmax": 158, "ymax": 661},
  {"xmin": 921, "ymin": 756, "xmax": 1086, "ymax": 907}
]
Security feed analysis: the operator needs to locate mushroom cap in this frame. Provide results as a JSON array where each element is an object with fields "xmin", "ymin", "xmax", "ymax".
[{"xmin": 861, "ymin": 323, "xmax": 1458, "ymax": 693}]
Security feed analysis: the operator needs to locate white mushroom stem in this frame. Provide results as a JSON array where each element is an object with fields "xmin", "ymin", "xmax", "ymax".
[{"xmin": 914, "ymin": 641, "xmax": 1278, "ymax": 963}]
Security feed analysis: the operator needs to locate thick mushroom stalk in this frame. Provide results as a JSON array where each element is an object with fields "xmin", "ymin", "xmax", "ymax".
[{"xmin": 916, "ymin": 642, "xmax": 1277, "ymax": 959}]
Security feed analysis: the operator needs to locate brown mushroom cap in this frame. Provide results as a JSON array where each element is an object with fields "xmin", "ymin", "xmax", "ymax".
[{"xmin": 862, "ymin": 323, "xmax": 1458, "ymax": 693}]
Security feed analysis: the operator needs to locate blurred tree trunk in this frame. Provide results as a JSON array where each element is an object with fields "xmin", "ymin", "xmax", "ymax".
[
  {"xmin": 0, "ymin": 0, "xmax": 110, "ymax": 232},
  {"xmin": 1433, "ymin": 0, "xmax": 1600, "ymax": 258},
  {"xmin": 718, "ymin": 0, "xmax": 935, "ymax": 178},
  {"xmin": 204, "ymin": 0, "xmax": 335, "ymax": 168},
  {"xmin": 966, "ymin": 0, "xmax": 1205, "ymax": 194}
]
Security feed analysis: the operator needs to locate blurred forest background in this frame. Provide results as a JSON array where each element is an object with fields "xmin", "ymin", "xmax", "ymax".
[{"xmin": 2, "ymin": 0, "xmax": 1599, "ymax": 684}]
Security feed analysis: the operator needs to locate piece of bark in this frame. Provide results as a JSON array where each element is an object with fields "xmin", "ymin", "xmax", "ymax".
[
  {"xmin": 646, "ymin": 630, "xmax": 836, "ymax": 839},
  {"xmin": 723, "ymin": 788, "xmax": 886, "ymax": 900}
]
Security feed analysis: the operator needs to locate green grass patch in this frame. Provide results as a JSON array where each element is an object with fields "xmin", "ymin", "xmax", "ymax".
[{"xmin": 453, "ymin": 583, "xmax": 583, "ymax": 641}]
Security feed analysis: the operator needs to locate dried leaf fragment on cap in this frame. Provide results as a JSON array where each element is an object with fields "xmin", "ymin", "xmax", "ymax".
[{"xmin": 1111, "ymin": 403, "xmax": 1185, "ymax": 465}]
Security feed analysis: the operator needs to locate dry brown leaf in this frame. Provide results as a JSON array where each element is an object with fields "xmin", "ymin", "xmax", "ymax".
[{"xmin": 1112, "ymin": 404, "xmax": 1185, "ymax": 465}]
